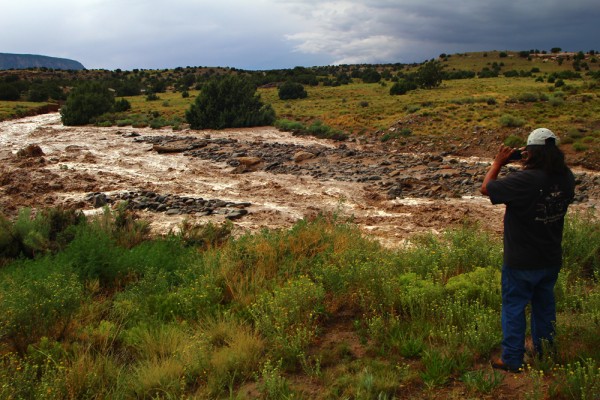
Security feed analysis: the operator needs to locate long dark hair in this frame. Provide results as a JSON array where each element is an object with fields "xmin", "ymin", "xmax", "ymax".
[{"xmin": 524, "ymin": 138, "xmax": 569, "ymax": 175}]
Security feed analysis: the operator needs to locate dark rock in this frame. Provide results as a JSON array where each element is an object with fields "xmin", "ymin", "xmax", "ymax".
[
  {"xmin": 17, "ymin": 144, "xmax": 44, "ymax": 158},
  {"xmin": 92, "ymin": 193, "xmax": 108, "ymax": 208},
  {"xmin": 387, "ymin": 185, "xmax": 403, "ymax": 199},
  {"xmin": 226, "ymin": 209, "xmax": 248, "ymax": 220}
]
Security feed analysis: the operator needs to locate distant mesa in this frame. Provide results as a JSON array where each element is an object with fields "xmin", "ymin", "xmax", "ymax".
[{"xmin": 0, "ymin": 53, "xmax": 85, "ymax": 70}]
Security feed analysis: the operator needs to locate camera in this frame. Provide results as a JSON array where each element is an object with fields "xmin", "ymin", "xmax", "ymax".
[{"xmin": 508, "ymin": 149, "xmax": 522, "ymax": 161}]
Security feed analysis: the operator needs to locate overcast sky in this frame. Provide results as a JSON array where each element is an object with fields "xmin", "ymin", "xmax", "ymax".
[{"xmin": 2, "ymin": 0, "xmax": 599, "ymax": 71}]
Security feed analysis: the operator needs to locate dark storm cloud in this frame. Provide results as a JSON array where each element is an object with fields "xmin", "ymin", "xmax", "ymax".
[
  {"xmin": 1, "ymin": 0, "xmax": 598, "ymax": 70},
  {"xmin": 283, "ymin": 0, "xmax": 600, "ymax": 64}
]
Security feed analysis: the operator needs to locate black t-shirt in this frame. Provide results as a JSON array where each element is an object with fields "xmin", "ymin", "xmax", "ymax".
[{"xmin": 487, "ymin": 168, "xmax": 575, "ymax": 269}]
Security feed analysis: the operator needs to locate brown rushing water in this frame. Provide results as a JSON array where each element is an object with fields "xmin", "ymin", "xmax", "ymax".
[{"xmin": 1, "ymin": 113, "xmax": 597, "ymax": 247}]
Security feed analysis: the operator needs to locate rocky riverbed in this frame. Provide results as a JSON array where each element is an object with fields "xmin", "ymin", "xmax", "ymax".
[{"xmin": 1, "ymin": 113, "xmax": 598, "ymax": 246}]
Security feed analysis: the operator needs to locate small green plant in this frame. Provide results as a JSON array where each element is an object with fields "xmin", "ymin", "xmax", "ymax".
[
  {"xmin": 554, "ymin": 359, "xmax": 600, "ymax": 400},
  {"xmin": 517, "ymin": 92, "xmax": 539, "ymax": 103},
  {"xmin": 499, "ymin": 113, "xmax": 526, "ymax": 127},
  {"xmin": 420, "ymin": 350, "xmax": 455, "ymax": 388},
  {"xmin": 274, "ymin": 118, "xmax": 305, "ymax": 132},
  {"xmin": 504, "ymin": 134, "xmax": 525, "ymax": 148},
  {"xmin": 462, "ymin": 369, "xmax": 504, "ymax": 394},
  {"xmin": 573, "ymin": 141, "xmax": 589, "ymax": 152},
  {"xmin": 177, "ymin": 220, "xmax": 232, "ymax": 249},
  {"xmin": 257, "ymin": 359, "xmax": 294, "ymax": 399}
]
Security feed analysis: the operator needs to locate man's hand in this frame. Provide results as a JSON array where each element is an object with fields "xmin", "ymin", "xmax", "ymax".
[
  {"xmin": 481, "ymin": 145, "xmax": 518, "ymax": 196},
  {"xmin": 494, "ymin": 145, "xmax": 519, "ymax": 166}
]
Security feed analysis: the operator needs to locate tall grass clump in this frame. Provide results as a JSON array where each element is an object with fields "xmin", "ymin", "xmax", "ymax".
[
  {"xmin": 0, "ymin": 261, "xmax": 83, "ymax": 353},
  {"xmin": 0, "ymin": 208, "xmax": 85, "ymax": 261},
  {"xmin": 393, "ymin": 222, "xmax": 502, "ymax": 282},
  {"xmin": 250, "ymin": 275, "xmax": 325, "ymax": 367},
  {"xmin": 562, "ymin": 211, "xmax": 600, "ymax": 278}
]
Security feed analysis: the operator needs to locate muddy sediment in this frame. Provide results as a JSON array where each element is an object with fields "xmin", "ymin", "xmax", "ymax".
[{"xmin": 1, "ymin": 113, "xmax": 598, "ymax": 246}]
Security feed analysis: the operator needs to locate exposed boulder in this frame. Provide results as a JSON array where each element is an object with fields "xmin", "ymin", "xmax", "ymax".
[{"xmin": 17, "ymin": 144, "xmax": 44, "ymax": 158}]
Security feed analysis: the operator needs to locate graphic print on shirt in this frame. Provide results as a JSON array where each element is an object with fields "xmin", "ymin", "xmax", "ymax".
[{"xmin": 534, "ymin": 184, "xmax": 570, "ymax": 224}]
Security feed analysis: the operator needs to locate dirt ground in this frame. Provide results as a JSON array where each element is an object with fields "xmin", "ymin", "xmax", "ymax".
[{"xmin": 1, "ymin": 113, "xmax": 597, "ymax": 247}]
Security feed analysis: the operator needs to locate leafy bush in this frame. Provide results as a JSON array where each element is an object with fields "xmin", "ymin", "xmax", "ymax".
[
  {"xmin": 113, "ymin": 98, "xmax": 131, "ymax": 112},
  {"xmin": 361, "ymin": 68, "xmax": 381, "ymax": 83},
  {"xmin": 278, "ymin": 119, "xmax": 348, "ymax": 141},
  {"xmin": 517, "ymin": 92, "xmax": 539, "ymax": 102},
  {"xmin": 60, "ymin": 82, "xmax": 115, "ymax": 126},
  {"xmin": 445, "ymin": 267, "xmax": 501, "ymax": 305},
  {"xmin": 0, "ymin": 82, "xmax": 21, "ymax": 101},
  {"xmin": 504, "ymin": 134, "xmax": 525, "ymax": 148},
  {"xmin": 0, "ymin": 208, "xmax": 85, "ymax": 261},
  {"xmin": 186, "ymin": 75, "xmax": 275, "ymax": 129},
  {"xmin": 0, "ymin": 261, "xmax": 83, "ymax": 353},
  {"xmin": 562, "ymin": 211, "xmax": 600, "ymax": 277},
  {"xmin": 250, "ymin": 276, "xmax": 325, "ymax": 365},
  {"xmin": 499, "ymin": 114, "xmax": 526, "ymax": 127},
  {"xmin": 572, "ymin": 142, "xmax": 588, "ymax": 152},
  {"xmin": 416, "ymin": 60, "xmax": 444, "ymax": 88},
  {"xmin": 278, "ymin": 81, "xmax": 307, "ymax": 100},
  {"xmin": 390, "ymin": 79, "xmax": 417, "ymax": 95},
  {"xmin": 274, "ymin": 118, "xmax": 305, "ymax": 132}
]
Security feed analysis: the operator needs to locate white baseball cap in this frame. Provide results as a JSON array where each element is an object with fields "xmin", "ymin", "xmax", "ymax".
[{"xmin": 527, "ymin": 128, "xmax": 558, "ymax": 146}]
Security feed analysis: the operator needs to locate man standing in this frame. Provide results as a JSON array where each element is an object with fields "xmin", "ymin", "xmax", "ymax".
[{"xmin": 481, "ymin": 128, "xmax": 575, "ymax": 372}]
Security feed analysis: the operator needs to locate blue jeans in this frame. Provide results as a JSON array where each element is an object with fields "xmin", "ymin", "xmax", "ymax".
[{"xmin": 501, "ymin": 265, "xmax": 560, "ymax": 369}]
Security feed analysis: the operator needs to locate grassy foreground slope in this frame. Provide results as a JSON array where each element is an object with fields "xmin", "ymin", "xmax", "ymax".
[{"xmin": 0, "ymin": 208, "xmax": 599, "ymax": 399}]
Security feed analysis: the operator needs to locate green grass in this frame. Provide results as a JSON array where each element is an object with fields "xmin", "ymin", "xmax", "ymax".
[
  {"xmin": 0, "ymin": 101, "xmax": 52, "ymax": 120},
  {"xmin": 1, "ymin": 207, "xmax": 599, "ymax": 398}
]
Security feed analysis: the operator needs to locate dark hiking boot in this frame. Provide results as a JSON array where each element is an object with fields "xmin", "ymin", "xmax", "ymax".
[{"xmin": 490, "ymin": 358, "xmax": 522, "ymax": 373}]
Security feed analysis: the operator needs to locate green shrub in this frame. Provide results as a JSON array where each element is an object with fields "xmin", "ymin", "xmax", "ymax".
[
  {"xmin": 250, "ymin": 276, "xmax": 325, "ymax": 366},
  {"xmin": 113, "ymin": 98, "xmax": 131, "ymax": 112},
  {"xmin": 116, "ymin": 119, "xmax": 133, "ymax": 126},
  {"xmin": 278, "ymin": 81, "xmax": 307, "ymax": 100},
  {"xmin": 186, "ymin": 75, "xmax": 275, "ymax": 129},
  {"xmin": 60, "ymin": 82, "xmax": 115, "ymax": 126},
  {"xmin": 517, "ymin": 92, "xmax": 539, "ymax": 102},
  {"xmin": 553, "ymin": 359, "xmax": 600, "ymax": 399},
  {"xmin": 499, "ymin": 114, "xmax": 526, "ymax": 127},
  {"xmin": 549, "ymin": 95, "xmax": 565, "ymax": 106},
  {"xmin": 112, "ymin": 257, "xmax": 222, "ymax": 324},
  {"xmin": 0, "ymin": 260, "xmax": 83, "ymax": 353},
  {"xmin": 0, "ymin": 82, "xmax": 21, "ymax": 101},
  {"xmin": 0, "ymin": 208, "xmax": 84, "ymax": 261},
  {"xmin": 504, "ymin": 134, "xmax": 525, "ymax": 148},
  {"xmin": 390, "ymin": 79, "xmax": 417, "ymax": 95},
  {"xmin": 445, "ymin": 267, "xmax": 501, "ymax": 305},
  {"xmin": 572, "ymin": 142, "xmax": 588, "ymax": 152},
  {"xmin": 562, "ymin": 212, "xmax": 600, "ymax": 277},
  {"xmin": 361, "ymin": 68, "xmax": 381, "ymax": 83},
  {"xmin": 274, "ymin": 119, "xmax": 305, "ymax": 132}
]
